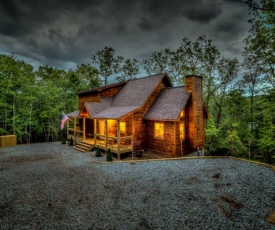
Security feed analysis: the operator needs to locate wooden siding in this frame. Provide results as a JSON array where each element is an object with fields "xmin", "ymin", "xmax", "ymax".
[
  {"xmin": 78, "ymin": 93, "xmax": 99, "ymax": 110},
  {"xmin": 99, "ymin": 85, "xmax": 123, "ymax": 98},
  {"xmin": 133, "ymin": 80, "xmax": 167, "ymax": 153},
  {"xmin": 78, "ymin": 85, "xmax": 123, "ymax": 109},
  {"xmin": 121, "ymin": 116, "xmax": 133, "ymax": 137},
  {"xmin": 146, "ymin": 121, "xmax": 177, "ymax": 157}
]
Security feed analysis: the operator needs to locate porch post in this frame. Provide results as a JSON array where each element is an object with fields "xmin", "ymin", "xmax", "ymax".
[
  {"xmin": 74, "ymin": 118, "xmax": 76, "ymax": 140},
  {"xmin": 83, "ymin": 118, "xmax": 86, "ymax": 141},
  {"xmin": 94, "ymin": 119, "xmax": 96, "ymax": 147},
  {"xmin": 67, "ymin": 119, "xmax": 69, "ymax": 141},
  {"xmin": 105, "ymin": 119, "xmax": 107, "ymax": 153},
  {"xmin": 117, "ymin": 120, "xmax": 120, "ymax": 160}
]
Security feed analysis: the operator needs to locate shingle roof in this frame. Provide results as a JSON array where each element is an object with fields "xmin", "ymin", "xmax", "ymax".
[
  {"xmin": 93, "ymin": 106, "xmax": 140, "ymax": 119},
  {"xmin": 111, "ymin": 73, "xmax": 170, "ymax": 107},
  {"xmin": 66, "ymin": 110, "xmax": 80, "ymax": 118},
  {"xmin": 77, "ymin": 81, "xmax": 127, "ymax": 96},
  {"xmin": 75, "ymin": 73, "xmax": 175, "ymax": 119},
  {"xmin": 84, "ymin": 98, "xmax": 112, "ymax": 117},
  {"xmin": 144, "ymin": 87, "xmax": 190, "ymax": 120}
]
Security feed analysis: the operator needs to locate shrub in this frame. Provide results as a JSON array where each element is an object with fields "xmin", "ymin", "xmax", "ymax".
[
  {"xmin": 106, "ymin": 148, "xmax": 113, "ymax": 161},
  {"xmin": 95, "ymin": 146, "xmax": 102, "ymax": 157},
  {"xmin": 69, "ymin": 137, "xmax": 74, "ymax": 146}
]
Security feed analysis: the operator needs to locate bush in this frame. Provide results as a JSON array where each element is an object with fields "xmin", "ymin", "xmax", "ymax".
[
  {"xmin": 61, "ymin": 135, "xmax": 66, "ymax": 144},
  {"xmin": 106, "ymin": 148, "xmax": 113, "ymax": 161},
  {"xmin": 95, "ymin": 146, "xmax": 102, "ymax": 157},
  {"xmin": 69, "ymin": 137, "xmax": 74, "ymax": 146}
]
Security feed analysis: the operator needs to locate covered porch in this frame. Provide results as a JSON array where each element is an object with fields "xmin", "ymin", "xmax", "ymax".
[{"xmin": 67, "ymin": 112, "xmax": 133, "ymax": 159}]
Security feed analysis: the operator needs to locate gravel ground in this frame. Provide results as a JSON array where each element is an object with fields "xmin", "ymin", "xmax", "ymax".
[{"xmin": 0, "ymin": 142, "xmax": 275, "ymax": 230}]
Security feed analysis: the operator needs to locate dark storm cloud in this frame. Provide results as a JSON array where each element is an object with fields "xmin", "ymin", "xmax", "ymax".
[{"xmin": 0, "ymin": 0, "xmax": 251, "ymax": 69}]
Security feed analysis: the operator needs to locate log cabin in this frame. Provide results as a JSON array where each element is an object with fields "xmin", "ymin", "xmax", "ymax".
[{"xmin": 66, "ymin": 73, "xmax": 209, "ymax": 159}]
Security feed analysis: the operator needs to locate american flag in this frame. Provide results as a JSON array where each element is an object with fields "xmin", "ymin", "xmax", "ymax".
[{"xmin": 60, "ymin": 113, "xmax": 69, "ymax": 130}]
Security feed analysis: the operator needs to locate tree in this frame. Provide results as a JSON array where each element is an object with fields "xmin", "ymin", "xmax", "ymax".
[
  {"xmin": 106, "ymin": 148, "xmax": 113, "ymax": 161},
  {"xmin": 258, "ymin": 111, "xmax": 275, "ymax": 164},
  {"xmin": 243, "ymin": 0, "xmax": 275, "ymax": 89},
  {"xmin": 75, "ymin": 64, "xmax": 101, "ymax": 90},
  {"xmin": 91, "ymin": 47, "xmax": 124, "ymax": 85},
  {"xmin": 0, "ymin": 54, "xmax": 36, "ymax": 142},
  {"xmin": 116, "ymin": 59, "xmax": 139, "ymax": 82},
  {"xmin": 205, "ymin": 117, "xmax": 221, "ymax": 154},
  {"xmin": 224, "ymin": 123, "xmax": 247, "ymax": 157},
  {"xmin": 142, "ymin": 49, "xmax": 169, "ymax": 76},
  {"xmin": 226, "ymin": 0, "xmax": 275, "ymax": 11},
  {"xmin": 213, "ymin": 57, "xmax": 239, "ymax": 127}
]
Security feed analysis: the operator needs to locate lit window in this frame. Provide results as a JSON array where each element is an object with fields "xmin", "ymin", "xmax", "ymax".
[
  {"xmin": 180, "ymin": 110, "xmax": 184, "ymax": 118},
  {"xmin": 98, "ymin": 120, "xmax": 105, "ymax": 135},
  {"xmin": 155, "ymin": 122, "xmax": 164, "ymax": 139},
  {"xmin": 120, "ymin": 122, "xmax": 126, "ymax": 136},
  {"xmin": 180, "ymin": 123, "xmax": 184, "ymax": 139},
  {"xmin": 107, "ymin": 120, "xmax": 117, "ymax": 137}
]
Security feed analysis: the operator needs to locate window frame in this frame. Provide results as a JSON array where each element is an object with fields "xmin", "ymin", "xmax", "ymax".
[{"xmin": 154, "ymin": 122, "xmax": 164, "ymax": 139}]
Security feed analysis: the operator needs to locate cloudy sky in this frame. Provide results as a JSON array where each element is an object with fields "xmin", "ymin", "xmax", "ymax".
[{"xmin": 0, "ymin": 0, "xmax": 251, "ymax": 70}]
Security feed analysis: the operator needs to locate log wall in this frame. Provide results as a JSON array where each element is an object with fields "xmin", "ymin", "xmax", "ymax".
[
  {"xmin": 132, "ymin": 80, "xmax": 167, "ymax": 153},
  {"xmin": 99, "ymin": 85, "xmax": 123, "ymax": 98},
  {"xmin": 145, "ymin": 121, "xmax": 177, "ymax": 157},
  {"xmin": 78, "ymin": 93, "xmax": 99, "ymax": 110},
  {"xmin": 78, "ymin": 85, "xmax": 123, "ymax": 109},
  {"xmin": 121, "ymin": 116, "xmax": 133, "ymax": 136}
]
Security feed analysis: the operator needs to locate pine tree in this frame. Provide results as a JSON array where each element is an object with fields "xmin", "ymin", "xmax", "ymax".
[{"xmin": 106, "ymin": 148, "xmax": 113, "ymax": 161}]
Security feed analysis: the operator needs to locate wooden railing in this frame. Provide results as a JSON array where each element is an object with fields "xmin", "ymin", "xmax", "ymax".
[{"xmin": 94, "ymin": 134, "xmax": 133, "ymax": 155}]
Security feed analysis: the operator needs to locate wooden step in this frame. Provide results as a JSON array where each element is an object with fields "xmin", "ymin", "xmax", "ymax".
[{"xmin": 73, "ymin": 141, "xmax": 94, "ymax": 152}]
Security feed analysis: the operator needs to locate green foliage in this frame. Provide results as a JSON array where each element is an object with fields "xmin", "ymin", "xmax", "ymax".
[
  {"xmin": 91, "ymin": 46, "xmax": 124, "ymax": 85},
  {"xmin": 116, "ymin": 59, "xmax": 139, "ymax": 82},
  {"xmin": 205, "ymin": 118, "xmax": 221, "ymax": 154},
  {"xmin": 0, "ymin": 54, "xmax": 99, "ymax": 143},
  {"xmin": 106, "ymin": 148, "xmax": 113, "ymax": 161},
  {"xmin": 95, "ymin": 146, "xmax": 102, "ymax": 157},
  {"xmin": 223, "ymin": 123, "xmax": 247, "ymax": 157}
]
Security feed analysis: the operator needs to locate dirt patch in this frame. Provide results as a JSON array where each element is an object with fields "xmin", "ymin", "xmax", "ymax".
[
  {"xmin": 185, "ymin": 176, "xmax": 201, "ymax": 184},
  {"xmin": 214, "ymin": 183, "xmax": 231, "ymax": 189},
  {"xmin": 219, "ymin": 195, "xmax": 244, "ymax": 209},
  {"xmin": 218, "ymin": 204, "xmax": 233, "ymax": 219},
  {"xmin": 214, "ymin": 194, "xmax": 244, "ymax": 220},
  {"xmin": 1, "ymin": 155, "xmax": 55, "ymax": 164},
  {"xmin": 212, "ymin": 173, "xmax": 221, "ymax": 179}
]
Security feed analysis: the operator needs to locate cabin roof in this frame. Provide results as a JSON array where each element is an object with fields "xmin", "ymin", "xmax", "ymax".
[
  {"xmin": 77, "ymin": 81, "xmax": 127, "ymax": 96},
  {"xmin": 77, "ymin": 73, "xmax": 173, "ymax": 119},
  {"xmin": 144, "ymin": 87, "xmax": 190, "ymax": 120},
  {"xmin": 71, "ymin": 73, "xmax": 196, "ymax": 120},
  {"xmin": 83, "ymin": 98, "xmax": 112, "ymax": 117},
  {"xmin": 93, "ymin": 106, "xmax": 140, "ymax": 119},
  {"xmin": 111, "ymin": 73, "xmax": 172, "ymax": 107},
  {"xmin": 66, "ymin": 110, "xmax": 80, "ymax": 118}
]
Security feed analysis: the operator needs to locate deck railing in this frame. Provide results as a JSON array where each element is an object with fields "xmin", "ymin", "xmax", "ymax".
[
  {"xmin": 94, "ymin": 134, "xmax": 133, "ymax": 155},
  {"xmin": 68, "ymin": 130, "xmax": 133, "ymax": 158}
]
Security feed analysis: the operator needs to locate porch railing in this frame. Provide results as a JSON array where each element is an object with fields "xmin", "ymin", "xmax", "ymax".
[{"xmin": 94, "ymin": 134, "xmax": 133, "ymax": 154}]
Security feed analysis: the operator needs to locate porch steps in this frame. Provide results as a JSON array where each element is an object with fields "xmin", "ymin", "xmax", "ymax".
[{"xmin": 74, "ymin": 141, "xmax": 94, "ymax": 152}]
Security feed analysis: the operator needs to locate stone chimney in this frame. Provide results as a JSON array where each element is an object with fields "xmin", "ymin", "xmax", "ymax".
[{"xmin": 185, "ymin": 75, "xmax": 205, "ymax": 150}]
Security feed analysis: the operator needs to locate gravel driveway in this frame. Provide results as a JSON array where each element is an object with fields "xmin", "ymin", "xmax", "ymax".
[{"xmin": 0, "ymin": 142, "xmax": 275, "ymax": 229}]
